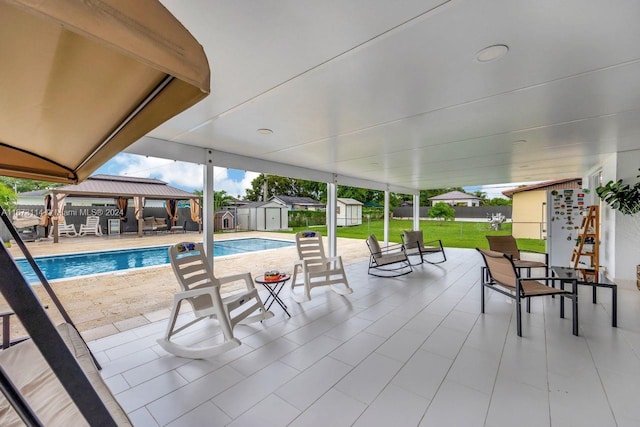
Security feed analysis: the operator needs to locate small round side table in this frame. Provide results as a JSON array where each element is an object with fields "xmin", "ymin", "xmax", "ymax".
[{"xmin": 255, "ymin": 274, "xmax": 291, "ymax": 317}]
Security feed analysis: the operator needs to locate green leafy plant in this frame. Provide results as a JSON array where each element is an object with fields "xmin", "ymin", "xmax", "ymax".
[
  {"xmin": 428, "ymin": 202, "xmax": 455, "ymax": 223},
  {"xmin": 596, "ymin": 169, "xmax": 640, "ymax": 215},
  {"xmin": 0, "ymin": 183, "xmax": 17, "ymax": 213}
]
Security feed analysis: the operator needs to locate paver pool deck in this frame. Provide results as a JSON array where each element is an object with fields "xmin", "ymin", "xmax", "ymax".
[{"xmin": 2, "ymin": 231, "xmax": 371, "ymax": 341}]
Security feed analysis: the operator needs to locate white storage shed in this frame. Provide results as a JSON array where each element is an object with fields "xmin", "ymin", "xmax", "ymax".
[
  {"xmin": 236, "ymin": 200, "xmax": 288, "ymax": 231},
  {"xmin": 336, "ymin": 198, "xmax": 363, "ymax": 226}
]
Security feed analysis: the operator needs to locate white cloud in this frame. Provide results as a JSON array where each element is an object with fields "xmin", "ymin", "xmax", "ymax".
[
  {"xmin": 107, "ymin": 153, "xmax": 257, "ymax": 197},
  {"xmin": 464, "ymin": 181, "xmax": 542, "ymax": 199},
  {"xmin": 214, "ymin": 168, "xmax": 261, "ymax": 198},
  {"xmin": 113, "ymin": 155, "xmax": 203, "ymax": 191}
]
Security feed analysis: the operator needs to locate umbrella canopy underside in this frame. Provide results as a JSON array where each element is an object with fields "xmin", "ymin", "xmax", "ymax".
[{"xmin": 0, "ymin": 0, "xmax": 210, "ymax": 183}]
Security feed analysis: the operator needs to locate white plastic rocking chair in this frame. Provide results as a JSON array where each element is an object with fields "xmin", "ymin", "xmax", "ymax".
[
  {"xmin": 55, "ymin": 217, "xmax": 78, "ymax": 237},
  {"xmin": 290, "ymin": 230, "xmax": 353, "ymax": 302},
  {"xmin": 78, "ymin": 215, "xmax": 102, "ymax": 236},
  {"xmin": 158, "ymin": 242, "xmax": 273, "ymax": 359}
]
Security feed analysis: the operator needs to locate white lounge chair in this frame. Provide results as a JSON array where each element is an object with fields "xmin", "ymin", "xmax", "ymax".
[
  {"xmin": 158, "ymin": 242, "xmax": 273, "ymax": 359},
  {"xmin": 291, "ymin": 230, "xmax": 352, "ymax": 302},
  {"xmin": 78, "ymin": 215, "xmax": 102, "ymax": 236},
  {"xmin": 54, "ymin": 217, "xmax": 78, "ymax": 237}
]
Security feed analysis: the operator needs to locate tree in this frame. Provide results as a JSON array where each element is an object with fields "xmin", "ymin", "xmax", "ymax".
[
  {"xmin": 472, "ymin": 190, "xmax": 488, "ymax": 206},
  {"xmin": 336, "ymin": 186, "xmax": 405, "ymax": 207},
  {"xmin": 213, "ymin": 190, "xmax": 233, "ymax": 212},
  {"xmin": 429, "ymin": 202, "xmax": 455, "ymax": 222},
  {"xmin": 0, "ymin": 177, "xmax": 62, "ymax": 193},
  {"xmin": 298, "ymin": 180, "xmax": 325, "ymax": 201},
  {"xmin": 337, "ymin": 185, "xmax": 368, "ymax": 203},
  {"xmin": 245, "ymin": 174, "xmax": 324, "ymax": 201},
  {"xmin": 0, "ymin": 182, "xmax": 17, "ymax": 212},
  {"xmin": 485, "ymin": 197, "xmax": 512, "ymax": 206},
  {"xmin": 244, "ymin": 173, "xmax": 407, "ymax": 207},
  {"xmin": 192, "ymin": 189, "xmax": 232, "ymax": 212}
]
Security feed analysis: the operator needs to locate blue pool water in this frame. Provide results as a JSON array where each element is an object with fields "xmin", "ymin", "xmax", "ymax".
[{"xmin": 16, "ymin": 238, "xmax": 294, "ymax": 283}]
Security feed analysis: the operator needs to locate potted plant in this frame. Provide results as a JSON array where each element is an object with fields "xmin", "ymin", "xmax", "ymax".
[{"xmin": 596, "ymin": 169, "xmax": 640, "ymax": 288}]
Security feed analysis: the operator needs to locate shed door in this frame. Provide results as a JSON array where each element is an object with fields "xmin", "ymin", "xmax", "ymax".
[
  {"xmin": 265, "ymin": 208, "xmax": 280, "ymax": 230},
  {"xmin": 237, "ymin": 213, "xmax": 249, "ymax": 230}
]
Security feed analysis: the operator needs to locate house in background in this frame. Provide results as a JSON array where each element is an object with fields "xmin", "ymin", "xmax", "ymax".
[
  {"xmin": 429, "ymin": 190, "xmax": 481, "ymax": 207},
  {"xmin": 337, "ymin": 198, "xmax": 363, "ymax": 226},
  {"xmin": 236, "ymin": 199, "xmax": 288, "ymax": 231},
  {"xmin": 270, "ymin": 195, "xmax": 325, "ymax": 211},
  {"xmin": 503, "ymin": 178, "xmax": 582, "ymax": 240}
]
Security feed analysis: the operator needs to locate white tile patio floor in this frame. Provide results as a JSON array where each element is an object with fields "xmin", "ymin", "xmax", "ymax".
[{"xmin": 91, "ymin": 248, "xmax": 640, "ymax": 426}]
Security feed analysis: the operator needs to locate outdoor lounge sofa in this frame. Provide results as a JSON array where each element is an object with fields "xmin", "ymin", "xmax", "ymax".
[{"xmin": 143, "ymin": 216, "xmax": 168, "ymax": 234}]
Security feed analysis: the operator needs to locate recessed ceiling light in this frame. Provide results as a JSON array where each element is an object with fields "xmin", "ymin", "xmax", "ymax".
[
  {"xmin": 257, "ymin": 128, "xmax": 273, "ymax": 135},
  {"xmin": 476, "ymin": 44, "xmax": 509, "ymax": 62}
]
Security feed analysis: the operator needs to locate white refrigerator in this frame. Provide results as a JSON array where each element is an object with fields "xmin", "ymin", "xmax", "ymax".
[{"xmin": 546, "ymin": 189, "xmax": 589, "ymax": 267}]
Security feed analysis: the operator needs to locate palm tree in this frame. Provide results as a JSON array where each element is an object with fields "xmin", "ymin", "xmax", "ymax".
[{"xmin": 213, "ymin": 190, "xmax": 233, "ymax": 212}]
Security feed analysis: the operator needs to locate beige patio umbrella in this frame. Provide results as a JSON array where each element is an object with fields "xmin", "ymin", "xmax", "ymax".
[{"xmin": 0, "ymin": 1, "xmax": 210, "ymax": 425}]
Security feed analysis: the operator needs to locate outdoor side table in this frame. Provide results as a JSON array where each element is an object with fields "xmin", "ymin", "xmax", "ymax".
[
  {"xmin": 255, "ymin": 274, "xmax": 291, "ymax": 317},
  {"xmin": 552, "ymin": 266, "xmax": 617, "ymax": 327}
]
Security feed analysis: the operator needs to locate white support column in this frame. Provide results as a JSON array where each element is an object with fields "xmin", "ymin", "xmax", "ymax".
[
  {"xmin": 326, "ymin": 176, "xmax": 338, "ymax": 258},
  {"xmin": 413, "ymin": 194, "xmax": 420, "ymax": 230},
  {"xmin": 384, "ymin": 188, "xmax": 390, "ymax": 247},
  {"xmin": 203, "ymin": 150, "xmax": 215, "ymax": 270}
]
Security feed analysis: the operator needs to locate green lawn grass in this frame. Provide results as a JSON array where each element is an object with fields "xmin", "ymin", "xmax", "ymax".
[{"xmin": 281, "ymin": 220, "xmax": 546, "ymax": 252}]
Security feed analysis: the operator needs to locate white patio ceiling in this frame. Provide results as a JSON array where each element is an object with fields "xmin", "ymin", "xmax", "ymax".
[{"xmin": 128, "ymin": 0, "xmax": 640, "ymax": 192}]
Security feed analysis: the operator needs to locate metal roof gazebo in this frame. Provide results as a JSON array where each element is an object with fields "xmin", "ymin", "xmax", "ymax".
[{"xmin": 50, "ymin": 174, "xmax": 199, "ymax": 241}]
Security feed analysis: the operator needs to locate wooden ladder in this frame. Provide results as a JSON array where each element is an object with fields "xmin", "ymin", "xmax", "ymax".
[{"xmin": 571, "ymin": 205, "xmax": 599, "ymax": 274}]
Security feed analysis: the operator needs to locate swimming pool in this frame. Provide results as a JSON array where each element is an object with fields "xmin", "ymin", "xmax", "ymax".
[{"xmin": 16, "ymin": 238, "xmax": 294, "ymax": 283}]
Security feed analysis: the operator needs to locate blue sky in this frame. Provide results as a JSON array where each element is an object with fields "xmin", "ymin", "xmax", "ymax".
[{"xmin": 96, "ymin": 153, "xmax": 518, "ymax": 199}]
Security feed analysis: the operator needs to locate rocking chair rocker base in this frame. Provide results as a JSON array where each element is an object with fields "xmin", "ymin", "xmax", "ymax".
[{"xmin": 157, "ymin": 336, "xmax": 241, "ymax": 359}]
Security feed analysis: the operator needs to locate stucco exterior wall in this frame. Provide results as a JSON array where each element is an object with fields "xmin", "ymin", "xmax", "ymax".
[
  {"xmin": 592, "ymin": 155, "xmax": 616, "ymax": 280},
  {"xmin": 613, "ymin": 150, "xmax": 640, "ymax": 283}
]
